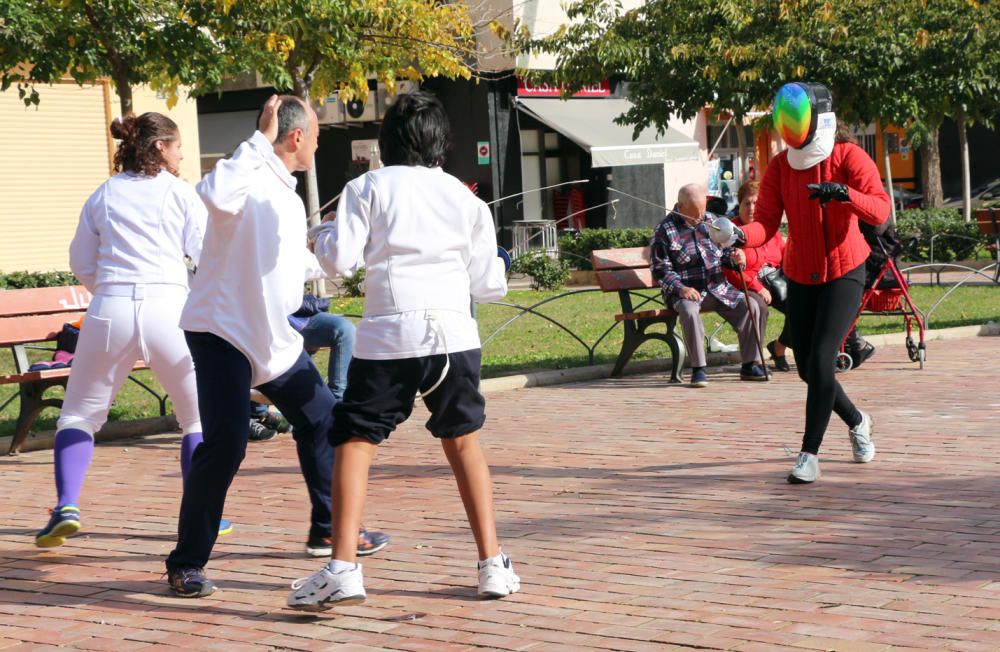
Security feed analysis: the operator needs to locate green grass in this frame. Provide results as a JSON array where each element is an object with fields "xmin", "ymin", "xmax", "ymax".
[{"xmin": 2, "ymin": 284, "xmax": 998, "ymax": 437}]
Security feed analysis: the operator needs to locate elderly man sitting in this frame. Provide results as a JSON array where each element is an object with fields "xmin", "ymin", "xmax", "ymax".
[{"xmin": 650, "ymin": 183, "xmax": 767, "ymax": 387}]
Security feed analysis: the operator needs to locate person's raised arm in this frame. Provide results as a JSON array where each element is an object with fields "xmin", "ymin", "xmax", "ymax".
[
  {"xmin": 313, "ymin": 180, "xmax": 370, "ymax": 278},
  {"xmin": 741, "ymin": 164, "xmax": 783, "ymax": 248},
  {"xmin": 196, "ymin": 95, "xmax": 282, "ymax": 219}
]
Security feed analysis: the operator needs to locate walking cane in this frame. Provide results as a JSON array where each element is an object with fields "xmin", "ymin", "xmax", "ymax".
[{"xmin": 734, "ymin": 258, "xmax": 770, "ymax": 381}]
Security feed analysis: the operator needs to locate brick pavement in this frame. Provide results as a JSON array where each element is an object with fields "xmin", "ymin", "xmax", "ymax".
[{"xmin": 1, "ymin": 335, "xmax": 999, "ymax": 651}]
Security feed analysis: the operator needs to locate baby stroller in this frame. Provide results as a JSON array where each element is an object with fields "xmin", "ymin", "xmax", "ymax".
[{"xmin": 837, "ymin": 234, "xmax": 926, "ymax": 371}]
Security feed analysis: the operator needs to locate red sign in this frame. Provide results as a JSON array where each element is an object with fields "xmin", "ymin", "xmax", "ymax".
[{"xmin": 517, "ymin": 78, "xmax": 610, "ymax": 98}]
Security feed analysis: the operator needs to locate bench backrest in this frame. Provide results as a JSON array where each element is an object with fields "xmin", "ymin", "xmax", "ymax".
[
  {"xmin": 975, "ymin": 208, "xmax": 1000, "ymax": 237},
  {"xmin": 0, "ymin": 285, "xmax": 92, "ymax": 346},
  {"xmin": 591, "ymin": 246, "xmax": 657, "ymax": 291}
]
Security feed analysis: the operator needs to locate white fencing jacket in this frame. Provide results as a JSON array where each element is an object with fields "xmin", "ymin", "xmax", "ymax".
[
  {"xmin": 70, "ymin": 171, "xmax": 206, "ymax": 293},
  {"xmin": 313, "ymin": 165, "xmax": 507, "ymax": 359},
  {"xmin": 181, "ymin": 131, "xmax": 306, "ymax": 385}
]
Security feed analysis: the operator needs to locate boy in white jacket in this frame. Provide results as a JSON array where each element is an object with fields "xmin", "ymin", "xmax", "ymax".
[{"xmin": 288, "ymin": 91, "xmax": 519, "ymax": 610}]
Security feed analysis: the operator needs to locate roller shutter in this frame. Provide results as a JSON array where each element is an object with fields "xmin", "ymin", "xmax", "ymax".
[{"xmin": 0, "ymin": 81, "xmax": 112, "ymax": 273}]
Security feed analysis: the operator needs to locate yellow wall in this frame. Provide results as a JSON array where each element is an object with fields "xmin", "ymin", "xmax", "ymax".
[{"xmin": 0, "ymin": 81, "xmax": 202, "ymax": 273}]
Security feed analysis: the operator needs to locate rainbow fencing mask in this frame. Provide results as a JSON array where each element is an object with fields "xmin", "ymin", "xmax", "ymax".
[{"xmin": 774, "ymin": 82, "xmax": 836, "ymax": 170}]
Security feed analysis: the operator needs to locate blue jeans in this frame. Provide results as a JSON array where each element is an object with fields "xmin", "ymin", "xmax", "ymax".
[{"xmin": 300, "ymin": 313, "xmax": 355, "ymax": 402}]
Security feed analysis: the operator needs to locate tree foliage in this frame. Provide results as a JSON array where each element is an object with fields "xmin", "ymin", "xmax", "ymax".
[
  {"xmin": 0, "ymin": 0, "xmax": 222, "ymax": 113},
  {"xmin": 188, "ymin": 0, "xmax": 480, "ymax": 103},
  {"xmin": 514, "ymin": 0, "xmax": 999, "ymax": 137}
]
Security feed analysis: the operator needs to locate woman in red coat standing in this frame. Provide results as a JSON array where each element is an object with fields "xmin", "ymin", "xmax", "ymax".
[{"xmin": 714, "ymin": 82, "xmax": 890, "ymax": 483}]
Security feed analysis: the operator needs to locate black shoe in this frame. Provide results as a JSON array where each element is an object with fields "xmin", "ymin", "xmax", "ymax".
[
  {"xmin": 168, "ymin": 567, "xmax": 216, "ymax": 598},
  {"xmin": 740, "ymin": 363, "xmax": 768, "ymax": 381},
  {"xmin": 851, "ymin": 343, "xmax": 876, "ymax": 369},
  {"xmin": 766, "ymin": 341, "xmax": 791, "ymax": 372},
  {"xmin": 248, "ymin": 419, "xmax": 277, "ymax": 442}
]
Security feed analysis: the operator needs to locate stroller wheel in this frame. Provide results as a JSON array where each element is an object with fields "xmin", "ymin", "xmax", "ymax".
[
  {"xmin": 836, "ymin": 351, "xmax": 853, "ymax": 373},
  {"xmin": 906, "ymin": 336, "xmax": 920, "ymax": 362},
  {"xmin": 917, "ymin": 343, "xmax": 926, "ymax": 369}
]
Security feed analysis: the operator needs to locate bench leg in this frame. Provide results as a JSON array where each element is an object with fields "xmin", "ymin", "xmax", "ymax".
[
  {"xmin": 611, "ymin": 321, "xmax": 643, "ymax": 378},
  {"xmin": 8, "ymin": 382, "xmax": 63, "ymax": 456}
]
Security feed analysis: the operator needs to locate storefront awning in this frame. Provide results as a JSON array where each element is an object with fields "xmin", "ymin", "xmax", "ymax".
[{"xmin": 515, "ymin": 98, "xmax": 701, "ymax": 168}]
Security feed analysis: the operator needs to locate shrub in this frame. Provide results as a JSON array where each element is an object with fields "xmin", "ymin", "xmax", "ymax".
[
  {"xmin": 0, "ymin": 270, "xmax": 80, "ymax": 289},
  {"xmin": 558, "ymin": 228, "xmax": 654, "ymax": 270},
  {"xmin": 340, "ymin": 267, "xmax": 366, "ymax": 297},
  {"xmin": 895, "ymin": 208, "xmax": 983, "ymax": 262},
  {"xmin": 511, "ymin": 251, "xmax": 570, "ymax": 290}
]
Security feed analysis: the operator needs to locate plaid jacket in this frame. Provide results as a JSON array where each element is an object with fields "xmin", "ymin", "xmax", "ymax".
[{"xmin": 650, "ymin": 212, "xmax": 744, "ymax": 309}]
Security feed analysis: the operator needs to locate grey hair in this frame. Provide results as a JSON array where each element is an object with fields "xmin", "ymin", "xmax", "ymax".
[
  {"xmin": 677, "ymin": 183, "xmax": 707, "ymax": 206},
  {"xmin": 275, "ymin": 95, "xmax": 310, "ymax": 143}
]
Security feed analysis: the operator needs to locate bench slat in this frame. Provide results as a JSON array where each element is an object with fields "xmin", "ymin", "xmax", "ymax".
[
  {"xmin": 0, "ymin": 312, "xmax": 87, "ymax": 346},
  {"xmin": 591, "ymin": 246, "xmax": 651, "ymax": 271},
  {"xmin": 615, "ymin": 309, "xmax": 676, "ymax": 321},
  {"xmin": 0, "ymin": 360, "xmax": 150, "ymax": 385},
  {"xmin": 596, "ymin": 267, "xmax": 659, "ymax": 291},
  {"xmin": 0, "ymin": 286, "xmax": 92, "ymax": 317}
]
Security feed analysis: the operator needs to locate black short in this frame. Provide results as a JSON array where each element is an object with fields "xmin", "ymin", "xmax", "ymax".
[{"xmin": 329, "ymin": 349, "xmax": 486, "ymax": 445}]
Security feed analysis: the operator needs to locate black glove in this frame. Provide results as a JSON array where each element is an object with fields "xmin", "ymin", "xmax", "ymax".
[{"xmin": 806, "ymin": 182, "xmax": 851, "ymax": 207}]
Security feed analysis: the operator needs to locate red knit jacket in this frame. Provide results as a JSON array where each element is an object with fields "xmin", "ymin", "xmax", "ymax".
[{"xmin": 743, "ymin": 142, "xmax": 890, "ymax": 284}]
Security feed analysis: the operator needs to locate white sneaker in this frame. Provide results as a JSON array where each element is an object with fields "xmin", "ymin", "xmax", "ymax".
[
  {"xmin": 477, "ymin": 553, "xmax": 520, "ymax": 599},
  {"xmin": 287, "ymin": 562, "xmax": 366, "ymax": 611},
  {"xmin": 787, "ymin": 452, "xmax": 820, "ymax": 484},
  {"xmin": 849, "ymin": 411, "xmax": 875, "ymax": 463}
]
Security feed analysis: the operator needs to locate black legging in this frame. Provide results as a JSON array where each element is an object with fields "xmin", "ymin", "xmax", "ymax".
[{"xmin": 786, "ymin": 262, "xmax": 865, "ymax": 454}]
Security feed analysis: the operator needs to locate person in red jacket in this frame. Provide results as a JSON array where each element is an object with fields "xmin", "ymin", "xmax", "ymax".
[
  {"xmin": 714, "ymin": 82, "xmax": 890, "ymax": 483},
  {"xmin": 723, "ymin": 180, "xmax": 792, "ymax": 371}
]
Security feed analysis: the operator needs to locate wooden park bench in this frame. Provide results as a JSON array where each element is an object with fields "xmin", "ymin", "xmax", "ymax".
[
  {"xmin": 975, "ymin": 207, "xmax": 1000, "ymax": 283},
  {"xmin": 0, "ymin": 285, "xmax": 166, "ymax": 455},
  {"xmin": 591, "ymin": 246, "xmax": 688, "ymax": 382}
]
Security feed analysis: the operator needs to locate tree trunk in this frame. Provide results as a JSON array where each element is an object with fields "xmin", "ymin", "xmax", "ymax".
[
  {"xmin": 115, "ymin": 72, "xmax": 133, "ymax": 115},
  {"xmin": 298, "ymin": 86, "xmax": 322, "ymax": 227},
  {"xmin": 734, "ymin": 116, "xmax": 747, "ymax": 184},
  {"xmin": 919, "ymin": 127, "xmax": 943, "ymax": 209},
  {"xmin": 957, "ymin": 107, "xmax": 972, "ymax": 222},
  {"xmin": 882, "ymin": 125, "xmax": 896, "ymax": 223}
]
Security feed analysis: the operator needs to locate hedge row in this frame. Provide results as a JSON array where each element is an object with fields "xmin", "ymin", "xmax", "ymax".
[
  {"xmin": 556, "ymin": 208, "xmax": 991, "ymax": 269},
  {"xmin": 0, "ymin": 270, "xmax": 80, "ymax": 289}
]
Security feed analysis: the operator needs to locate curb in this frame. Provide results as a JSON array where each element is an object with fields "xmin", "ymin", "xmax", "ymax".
[
  {"xmin": 481, "ymin": 323, "xmax": 987, "ymax": 394},
  {"xmin": 2, "ymin": 324, "xmax": 991, "ymax": 453},
  {"xmin": 1, "ymin": 415, "xmax": 178, "ymax": 456}
]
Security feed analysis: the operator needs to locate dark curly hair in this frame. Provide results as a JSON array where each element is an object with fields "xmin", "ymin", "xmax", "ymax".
[{"xmin": 110, "ymin": 112, "xmax": 179, "ymax": 176}]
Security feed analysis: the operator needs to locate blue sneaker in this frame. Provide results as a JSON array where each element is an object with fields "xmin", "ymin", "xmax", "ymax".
[
  {"xmin": 167, "ymin": 566, "xmax": 217, "ymax": 598},
  {"xmin": 35, "ymin": 505, "xmax": 82, "ymax": 548},
  {"xmin": 357, "ymin": 527, "xmax": 390, "ymax": 557},
  {"xmin": 690, "ymin": 367, "xmax": 709, "ymax": 388},
  {"xmin": 218, "ymin": 518, "xmax": 234, "ymax": 536}
]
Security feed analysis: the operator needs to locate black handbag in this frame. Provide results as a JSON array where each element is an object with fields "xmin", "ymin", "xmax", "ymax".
[{"xmin": 758, "ymin": 265, "xmax": 789, "ymax": 304}]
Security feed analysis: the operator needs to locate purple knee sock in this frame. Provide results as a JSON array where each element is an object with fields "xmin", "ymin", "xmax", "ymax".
[
  {"xmin": 180, "ymin": 432, "xmax": 203, "ymax": 482},
  {"xmin": 54, "ymin": 428, "xmax": 95, "ymax": 508}
]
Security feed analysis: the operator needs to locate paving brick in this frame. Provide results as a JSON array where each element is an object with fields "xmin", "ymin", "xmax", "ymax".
[{"xmin": 2, "ymin": 336, "xmax": 1000, "ymax": 649}]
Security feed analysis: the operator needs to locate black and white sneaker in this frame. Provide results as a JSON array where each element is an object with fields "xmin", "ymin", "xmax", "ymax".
[{"xmin": 248, "ymin": 419, "xmax": 277, "ymax": 442}]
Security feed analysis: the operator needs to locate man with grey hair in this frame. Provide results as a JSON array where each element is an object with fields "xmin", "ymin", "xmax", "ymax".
[
  {"xmin": 164, "ymin": 96, "xmax": 387, "ymax": 598},
  {"xmin": 650, "ymin": 183, "xmax": 766, "ymax": 387}
]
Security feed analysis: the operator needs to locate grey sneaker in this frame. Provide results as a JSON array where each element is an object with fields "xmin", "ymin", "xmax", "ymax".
[
  {"xmin": 287, "ymin": 562, "xmax": 366, "ymax": 611},
  {"xmin": 787, "ymin": 452, "xmax": 820, "ymax": 484},
  {"xmin": 848, "ymin": 411, "xmax": 875, "ymax": 463}
]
